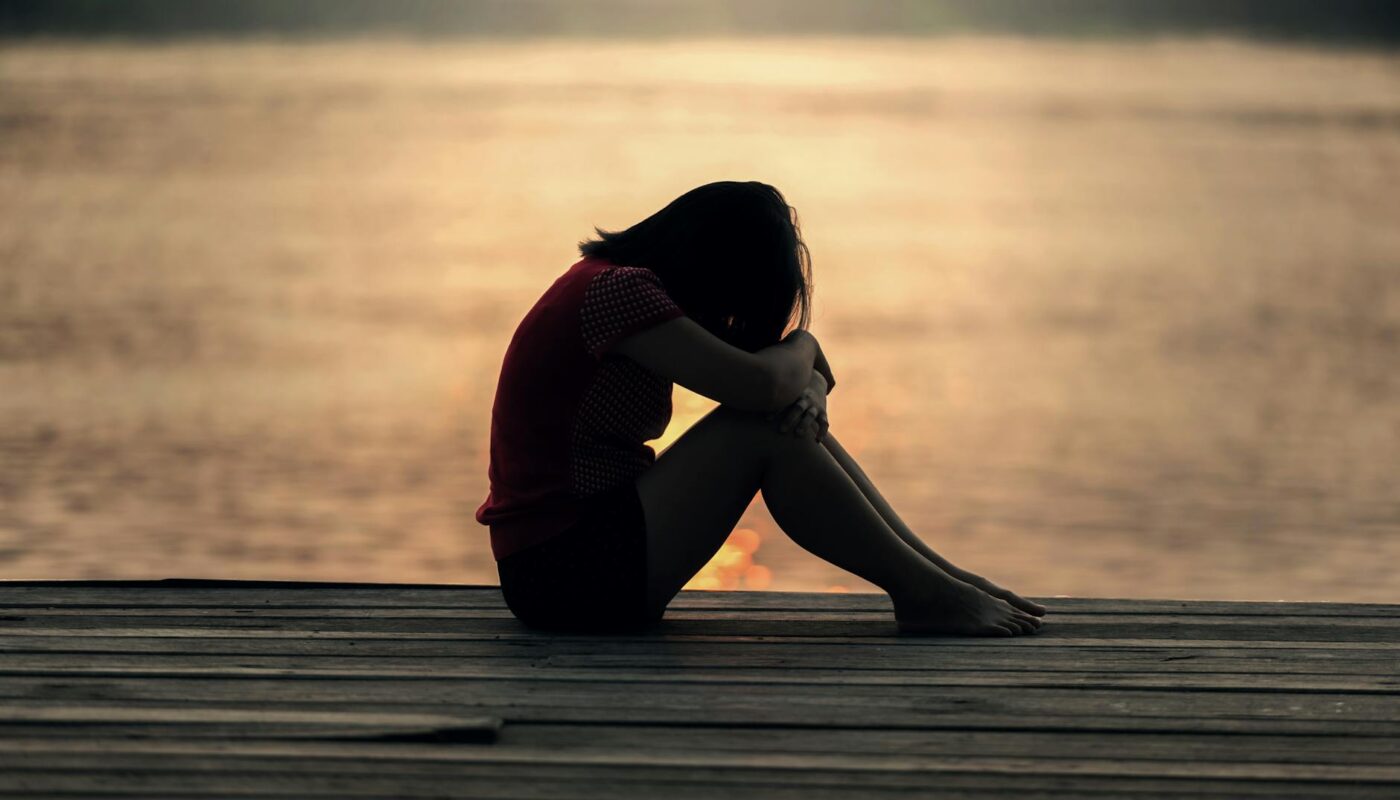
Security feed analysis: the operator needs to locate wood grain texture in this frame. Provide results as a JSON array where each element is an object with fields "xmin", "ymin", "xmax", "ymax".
[{"xmin": 0, "ymin": 581, "xmax": 1396, "ymax": 798}]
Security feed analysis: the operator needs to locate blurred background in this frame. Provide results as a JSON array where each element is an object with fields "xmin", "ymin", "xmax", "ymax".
[{"xmin": 1, "ymin": 1, "xmax": 1397, "ymax": 601}]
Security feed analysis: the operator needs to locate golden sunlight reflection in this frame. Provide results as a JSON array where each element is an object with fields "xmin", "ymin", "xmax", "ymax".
[
  {"xmin": 2, "ymin": 38, "xmax": 1398, "ymax": 601},
  {"xmin": 653, "ymin": 390, "xmax": 717, "ymax": 456},
  {"xmin": 683, "ymin": 526, "xmax": 766, "ymax": 591}
]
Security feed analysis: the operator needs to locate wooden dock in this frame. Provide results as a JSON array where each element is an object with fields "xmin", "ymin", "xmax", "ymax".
[{"xmin": 0, "ymin": 579, "xmax": 1396, "ymax": 798}]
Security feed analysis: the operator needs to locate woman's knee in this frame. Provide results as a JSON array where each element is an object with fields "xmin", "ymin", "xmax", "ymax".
[
  {"xmin": 707, "ymin": 404, "xmax": 766, "ymax": 427},
  {"xmin": 708, "ymin": 404, "xmax": 783, "ymax": 442},
  {"xmin": 709, "ymin": 404, "xmax": 820, "ymax": 456}
]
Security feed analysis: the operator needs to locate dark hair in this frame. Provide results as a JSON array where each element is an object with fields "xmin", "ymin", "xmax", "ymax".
[{"xmin": 578, "ymin": 181, "xmax": 813, "ymax": 352}]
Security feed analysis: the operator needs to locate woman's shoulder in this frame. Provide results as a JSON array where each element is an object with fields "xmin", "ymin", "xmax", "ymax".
[
  {"xmin": 574, "ymin": 261, "xmax": 684, "ymax": 360},
  {"xmin": 575, "ymin": 257, "xmax": 669, "ymax": 291},
  {"xmin": 532, "ymin": 256, "xmax": 614, "ymax": 305},
  {"xmin": 526, "ymin": 257, "xmax": 679, "ymax": 329}
]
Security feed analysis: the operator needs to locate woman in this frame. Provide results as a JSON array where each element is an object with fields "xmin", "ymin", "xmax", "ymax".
[{"xmin": 476, "ymin": 181, "xmax": 1045, "ymax": 635}]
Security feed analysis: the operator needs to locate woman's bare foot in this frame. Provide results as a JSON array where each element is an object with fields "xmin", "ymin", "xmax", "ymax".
[
  {"xmin": 942, "ymin": 568, "xmax": 1047, "ymax": 617},
  {"xmin": 892, "ymin": 577, "xmax": 1042, "ymax": 636}
]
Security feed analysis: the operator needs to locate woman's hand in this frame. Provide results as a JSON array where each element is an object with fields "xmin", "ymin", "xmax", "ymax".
[{"xmin": 767, "ymin": 370, "xmax": 829, "ymax": 441}]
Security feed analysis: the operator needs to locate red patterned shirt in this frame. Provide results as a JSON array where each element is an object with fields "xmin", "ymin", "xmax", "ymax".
[{"xmin": 475, "ymin": 256, "xmax": 686, "ymax": 560}]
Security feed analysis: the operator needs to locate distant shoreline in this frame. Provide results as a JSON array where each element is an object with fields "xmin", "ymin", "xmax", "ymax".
[
  {"xmin": 1, "ymin": 33, "xmax": 1398, "ymax": 62},
  {"xmin": 3, "ymin": 0, "xmax": 1399, "ymax": 47}
]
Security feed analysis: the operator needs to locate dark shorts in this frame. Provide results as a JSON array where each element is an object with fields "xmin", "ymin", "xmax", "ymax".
[{"xmin": 496, "ymin": 480, "xmax": 663, "ymax": 633}]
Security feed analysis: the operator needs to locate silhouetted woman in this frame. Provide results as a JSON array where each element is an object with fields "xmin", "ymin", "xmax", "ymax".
[{"xmin": 476, "ymin": 181, "xmax": 1045, "ymax": 634}]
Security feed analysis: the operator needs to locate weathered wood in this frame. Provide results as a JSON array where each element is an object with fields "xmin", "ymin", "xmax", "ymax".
[
  {"xmin": 2, "ymin": 677, "xmax": 1398, "ymax": 736},
  {"xmin": 1, "ymin": 648, "xmax": 1397, "ymax": 676},
  {"xmin": 7, "ymin": 719, "xmax": 1399, "ymax": 765},
  {"xmin": 2, "ymin": 635, "xmax": 1394, "ymax": 666},
  {"xmin": 498, "ymin": 723, "xmax": 1400, "ymax": 765},
  {"xmin": 1, "ymin": 659, "xmax": 1397, "ymax": 693},
  {"xmin": 8, "ymin": 607, "xmax": 1400, "ymax": 638},
  {"xmin": 1, "ymin": 581, "xmax": 1395, "ymax": 617},
  {"xmin": 6, "ymin": 740, "xmax": 1400, "ymax": 782},
  {"xmin": 0, "ymin": 582, "xmax": 1397, "ymax": 798},
  {"xmin": 5, "ymin": 613, "xmax": 1400, "ymax": 644},
  {"xmin": 0, "ymin": 706, "xmax": 501, "ymax": 742},
  {"xmin": 3, "ymin": 764, "xmax": 1389, "ymax": 799},
  {"xmin": 0, "ymin": 650, "xmax": 1394, "ymax": 689}
]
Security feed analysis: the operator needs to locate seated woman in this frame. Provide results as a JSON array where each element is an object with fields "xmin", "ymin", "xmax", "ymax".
[{"xmin": 476, "ymin": 180, "xmax": 1045, "ymax": 635}]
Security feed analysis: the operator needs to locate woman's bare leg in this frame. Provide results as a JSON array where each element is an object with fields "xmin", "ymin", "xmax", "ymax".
[
  {"xmin": 636, "ymin": 405, "xmax": 1040, "ymax": 635},
  {"xmin": 820, "ymin": 434, "xmax": 1046, "ymax": 617}
]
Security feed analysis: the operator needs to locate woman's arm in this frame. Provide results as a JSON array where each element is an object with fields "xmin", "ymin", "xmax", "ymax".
[
  {"xmin": 813, "ymin": 346, "xmax": 835, "ymax": 394},
  {"xmin": 611, "ymin": 317, "xmax": 819, "ymax": 413}
]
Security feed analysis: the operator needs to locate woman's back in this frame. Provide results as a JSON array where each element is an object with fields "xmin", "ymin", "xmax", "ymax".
[{"xmin": 474, "ymin": 256, "xmax": 684, "ymax": 560}]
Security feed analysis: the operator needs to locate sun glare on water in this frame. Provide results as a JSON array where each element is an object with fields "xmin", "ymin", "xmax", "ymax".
[{"xmin": 1, "ymin": 38, "xmax": 1397, "ymax": 601}]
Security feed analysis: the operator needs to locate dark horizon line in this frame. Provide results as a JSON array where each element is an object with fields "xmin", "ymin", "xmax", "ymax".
[
  {"xmin": 3, "ymin": 0, "xmax": 1399, "ymax": 46},
  {"xmin": 3, "ymin": 30, "xmax": 1400, "ymax": 53}
]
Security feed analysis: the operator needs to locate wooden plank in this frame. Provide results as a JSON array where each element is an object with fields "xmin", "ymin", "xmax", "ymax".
[
  {"xmin": 4, "ymin": 604, "xmax": 1400, "ymax": 640},
  {"xmin": 2, "ymin": 764, "xmax": 1385, "ymax": 800},
  {"xmin": 678, "ymin": 593, "xmax": 1400, "ymax": 618},
  {"xmin": 496, "ymin": 723, "xmax": 1400, "ymax": 765},
  {"xmin": 529, "ymin": 648, "xmax": 1400, "ymax": 676},
  {"xmin": 2, "ymin": 678, "xmax": 1398, "ymax": 734},
  {"xmin": 2, "ymin": 633, "xmax": 1395, "ymax": 663},
  {"xmin": 0, "ymin": 743, "xmax": 1385, "ymax": 789},
  {"xmin": 4, "ymin": 741, "xmax": 1400, "ymax": 785},
  {"xmin": 7, "ymin": 607, "xmax": 1400, "ymax": 639},
  {"xmin": 1, "ymin": 582, "xmax": 1395, "ymax": 618},
  {"xmin": 0, "ymin": 594, "xmax": 1394, "ymax": 621},
  {"xmin": 4, "ymin": 621, "xmax": 1399, "ymax": 647},
  {"xmin": 5, "ymin": 718, "xmax": 1397, "ymax": 766},
  {"xmin": 0, "ymin": 641, "xmax": 1393, "ymax": 666},
  {"xmin": 0, "ymin": 706, "xmax": 501, "ymax": 742},
  {"xmin": 1, "ymin": 632, "xmax": 1396, "ymax": 656},
  {"xmin": 2, "ymin": 649, "xmax": 1397, "ymax": 679},
  {"xmin": 1, "ymin": 643, "xmax": 1368, "ymax": 674},
  {"xmin": 0, "ymin": 660, "xmax": 1396, "ymax": 693}
]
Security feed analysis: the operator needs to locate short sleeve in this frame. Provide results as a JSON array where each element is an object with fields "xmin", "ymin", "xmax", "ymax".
[{"xmin": 579, "ymin": 266, "xmax": 685, "ymax": 359}]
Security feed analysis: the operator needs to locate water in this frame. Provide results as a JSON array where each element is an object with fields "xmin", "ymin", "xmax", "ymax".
[{"xmin": 1, "ymin": 38, "xmax": 1397, "ymax": 601}]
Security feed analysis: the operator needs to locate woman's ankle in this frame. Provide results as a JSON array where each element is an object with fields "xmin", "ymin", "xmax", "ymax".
[{"xmin": 888, "ymin": 566, "xmax": 976, "ymax": 612}]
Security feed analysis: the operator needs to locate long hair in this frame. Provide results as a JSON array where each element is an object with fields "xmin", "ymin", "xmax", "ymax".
[{"xmin": 577, "ymin": 181, "xmax": 813, "ymax": 352}]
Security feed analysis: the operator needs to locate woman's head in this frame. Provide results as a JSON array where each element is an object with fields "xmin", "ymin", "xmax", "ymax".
[{"xmin": 578, "ymin": 181, "xmax": 812, "ymax": 352}]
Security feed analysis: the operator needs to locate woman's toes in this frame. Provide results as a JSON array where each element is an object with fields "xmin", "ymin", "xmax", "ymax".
[
  {"xmin": 982, "ymin": 582, "xmax": 1044, "ymax": 617},
  {"xmin": 1011, "ymin": 596, "xmax": 1045, "ymax": 617},
  {"xmin": 1012, "ymin": 612, "xmax": 1040, "ymax": 633}
]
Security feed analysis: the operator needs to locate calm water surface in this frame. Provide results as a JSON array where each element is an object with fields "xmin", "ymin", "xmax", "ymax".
[{"xmin": 1, "ymin": 38, "xmax": 1397, "ymax": 600}]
